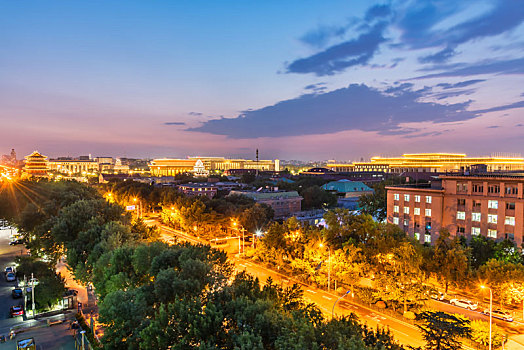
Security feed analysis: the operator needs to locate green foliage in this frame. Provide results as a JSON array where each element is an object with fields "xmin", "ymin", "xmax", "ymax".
[
  {"xmin": 416, "ymin": 311, "xmax": 471, "ymax": 350},
  {"xmin": 15, "ymin": 256, "xmax": 65, "ymax": 311},
  {"xmin": 470, "ymin": 320, "xmax": 505, "ymax": 347}
]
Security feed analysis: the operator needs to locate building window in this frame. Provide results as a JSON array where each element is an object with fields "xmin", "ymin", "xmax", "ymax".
[
  {"xmin": 457, "ymin": 183, "xmax": 467, "ymax": 192},
  {"xmin": 404, "ymin": 207, "xmax": 410, "ymax": 214},
  {"xmin": 394, "ymin": 205, "xmax": 399, "ymax": 213},
  {"xmin": 424, "ymin": 234, "xmax": 431, "ymax": 243},
  {"xmin": 506, "ymin": 233, "xmax": 515, "ymax": 241},
  {"xmin": 457, "ymin": 226, "xmax": 465, "ymax": 234},
  {"xmin": 414, "ymin": 232, "xmax": 420, "ymax": 241},
  {"xmin": 404, "ymin": 194, "xmax": 410, "ymax": 202},
  {"xmin": 488, "ymin": 200, "xmax": 498, "ymax": 209},
  {"xmin": 488, "ymin": 214, "xmax": 498, "ymax": 224},
  {"xmin": 414, "ymin": 208, "xmax": 420, "ymax": 215},
  {"xmin": 403, "ymin": 219, "xmax": 409, "ymax": 226},
  {"xmin": 425, "ymin": 196, "xmax": 432, "ymax": 203},
  {"xmin": 415, "ymin": 195, "xmax": 421, "ymax": 203},
  {"xmin": 425, "ymin": 209, "xmax": 432, "ymax": 217},
  {"xmin": 506, "ymin": 202, "xmax": 515, "ymax": 210},
  {"xmin": 488, "ymin": 184, "xmax": 500, "ymax": 194},
  {"xmin": 472, "ymin": 183, "xmax": 483, "ymax": 193},
  {"xmin": 488, "ymin": 229, "xmax": 497, "ymax": 238},
  {"xmin": 457, "ymin": 198, "xmax": 466, "ymax": 206},
  {"xmin": 471, "ymin": 227, "xmax": 481, "ymax": 236},
  {"xmin": 505, "ymin": 186, "xmax": 518, "ymax": 195},
  {"xmin": 393, "ymin": 217, "xmax": 399, "ymax": 225},
  {"xmin": 505, "ymin": 216, "xmax": 515, "ymax": 226},
  {"xmin": 473, "ymin": 200, "xmax": 482, "ymax": 209},
  {"xmin": 457, "ymin": 211, "xmax": 466, "ymax": 220},
  {"xmin": 472, "ymin": 212, "xmax": 481, "ymax": 222},
  {"xmin": 394, "ymin": 193, "xmax": 399, "ymax": 201}
]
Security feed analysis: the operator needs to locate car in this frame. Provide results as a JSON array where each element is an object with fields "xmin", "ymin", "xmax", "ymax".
[
  {"xmin": 482, "ymin": 308, "xmax": 513, "ymax": 322},
  {"xmin": 5, "ymin": 272, "xmax": 16, "ymax": 282},
  {"xmin": 11, "ymin": 288, "xmax": 23, "ymax": 299},
  {"xmin": 9, "ymin": 305, "xmax": 24, "ymax": 317},
  {"xmin": 450, "ymin": 298, "xmax": 478, "ymax": 310},
  {"xmin": 9, "ymin": 239, "xmax": 24, "ymax": 245},
  {"xmin": 4, "ymin": 266, "xmax": 15, "ymax": 275},
  {"xmin": 430, "ymin": 291, "xmax": 446, "ymax": 301}
]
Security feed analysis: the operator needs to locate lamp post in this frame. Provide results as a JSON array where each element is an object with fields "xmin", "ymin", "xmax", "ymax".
[
  {"xmin": 319, "ymin": 243, "xmax": 331, "ymax": 291},
  {"xmin": 332, "ymin": 290, "xmax": 351, "ymax": 319},
  {"xmin": 232, "ymin": 221, "xmax": 246, "ymax": 256},
  {"xmin": 481, "ymin": 285, "xmax": 492, "ymax": 350}
]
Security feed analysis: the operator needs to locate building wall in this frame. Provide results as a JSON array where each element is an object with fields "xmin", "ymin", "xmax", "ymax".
[{"xmin": 387, "ymin": 176, "xmax": 524, "ymax": 245}]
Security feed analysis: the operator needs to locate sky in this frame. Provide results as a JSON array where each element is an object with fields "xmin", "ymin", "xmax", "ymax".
[{"xmin": 1, "ymin": 0, "xmax": 523, "ymax": 161}]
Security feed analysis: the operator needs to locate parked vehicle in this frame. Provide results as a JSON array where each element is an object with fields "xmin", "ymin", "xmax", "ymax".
[
  {"xmin": 12, "ymin": 288, "xmax": 23, "ymax": 299},
  {"xmin": 4, "ymin": 266, "xmax": 15, "ymax": 275},
  {"xmin": 5, "ymin": 272, "xmax": 16, "ymax": 282},
  {"xmin": 9, "ymin": 239, "xmax": 24, "ymax": 246},
  {"xmin": 482, "ymin": 308, "xmax": 513, "ymax": 322},
  {"xmin": 430, "ymin": 291, "xmax": 446, "ymax": 301},
  {"xmin": 450, "ymin": 298, "xmax": 478, "ymax": 310},
  {"xmin": 10, "ymin": 305, "xmax": 24, "ymax": 317}
]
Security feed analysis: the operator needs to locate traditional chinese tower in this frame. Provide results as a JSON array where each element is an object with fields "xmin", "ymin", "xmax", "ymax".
[{"xmin": 24, "ymin": 151, "xmax": 49, "ymax": 177}]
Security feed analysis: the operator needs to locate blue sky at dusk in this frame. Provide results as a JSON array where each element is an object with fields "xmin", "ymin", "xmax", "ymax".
[{"xmin": 1, "ymin": 0, "xmax": 523, "ymax": 160}]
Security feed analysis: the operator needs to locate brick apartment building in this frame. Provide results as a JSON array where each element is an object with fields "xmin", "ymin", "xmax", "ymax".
[{"xmin": 386, "ymin": 174, "xmax": 524, "ymax": 245}]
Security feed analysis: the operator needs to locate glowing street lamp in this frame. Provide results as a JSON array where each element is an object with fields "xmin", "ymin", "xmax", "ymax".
[{"xmin": 480, "ymin": 285, "xmax": 492, "ymax": 350}]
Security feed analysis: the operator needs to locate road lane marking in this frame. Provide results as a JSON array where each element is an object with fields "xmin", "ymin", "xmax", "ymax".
[
  {"xmin": 306, "ymin": 289, "xmax": 317, "ymax": 294},
  {"xmin": 322, "ymin": 296, "xmax": 332, "ymax": 300}
]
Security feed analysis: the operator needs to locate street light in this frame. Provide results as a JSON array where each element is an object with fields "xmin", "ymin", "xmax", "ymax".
[
  {"xmin": 480, "ymin": 285, "xmax": 492, "ymax": 350},
  {"xmin": 319, "ymin": 243, "xmax": 331, "ymax": 291},
  {"xmin": 332, "ymin": 290, "xmax": 351, "ymax": 319}
]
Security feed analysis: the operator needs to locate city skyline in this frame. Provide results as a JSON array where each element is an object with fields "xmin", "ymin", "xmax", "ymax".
[{"xmin": 1, "ymin": 1, "xmax": 524, "ymax": 160}]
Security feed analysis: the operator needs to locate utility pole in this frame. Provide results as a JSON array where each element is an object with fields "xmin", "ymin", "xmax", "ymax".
[{"xmin": 31, "ymin": 273, "xmax": 36, "ymax": 318}]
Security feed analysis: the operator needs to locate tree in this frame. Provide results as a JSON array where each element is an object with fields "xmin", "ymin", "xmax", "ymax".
[
  {"xmin": 417, "ymin": 311, "xmax": 471, "ymax": 350},
  {"xmin": 238, "ymin": 203, "xmax": 274, "ymax": 233},
  {"xmin": 430, "ymin": 230, "xmax": 470, "ymax": 293},
  {"xmin": 470, "ymin": 320, "xmax": 505, "ymax": 347},
  {"xmin": 300, "ymin": 186, "xmax": 337, "ymax": 210}
]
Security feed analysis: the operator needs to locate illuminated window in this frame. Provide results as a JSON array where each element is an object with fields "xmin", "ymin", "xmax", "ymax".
[
  {"xmin": 505, "ymin": 216, "xmax": 515, "ymax": 226},
  {"xmin": 414, "ymin": 208, "xmax": 420, "ymax": 215},
  {"xmin": 414, "ymin": 232, "xmax": 420, "ymax": 241},
  {"xmin": 456, "ymin": 212, "xmax": 466, "ymax": 220},
  {"xmin": 393, "ymin": 217, "xmax": 399, "ymax": 225},
  {"xmin": 426, "ymin": 196, "xmax": 432, "ymax": 203},
  {"xmin": 415, "ymin": 195, "xmax": 421, "ymax": 203},
  {"xmin": 425, "ymin": 209, "xmax": 432, "ymax": 217},
  {"xmin": 403, "ymin": 219, "xmax": 409, "ymax": 226},
  {"xmin": 394, "ymin": 205, "xmax": 399, "ymax": 213},
  {"xmin": 404, "ymin": 207, "xmax": 410, "ymax": 214},
  {"xmin": 424, "ymin": 234, "xmax": 431, "ymax": 243},
  {"xmin": 471, "ymin": 227, "xmax": 480, "ymax": 236},
  {"xmin": 488, "ymin": 200, "xmax": 498, "ymax": 209},
  {"xmin": 394, "ymin": 193, "xmax": 400, "ymax": 201},
  {"xmin": 488, "ymin": 229, "xmax": 497, "ymax": 238},
  {"xmin": 488, "ymin": 214, "xmax": 498, "ymax": 224},
  {"xmin": 404, "ymin": 194, "xmax": 410, "ymax": 202},
  {"xmin": 472, "ymin": 213, "xmax": 481, "ymax": 222}
]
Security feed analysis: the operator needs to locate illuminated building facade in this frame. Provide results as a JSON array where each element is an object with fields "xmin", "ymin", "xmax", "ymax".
[
  {"xmin": 386, "ymin": 174, "xmax": 524, "ymax": 246},
  {"xmin": 327, "ymin": 153, "xmax": 524, "ymax": 173},
  {"xmin": 48, "ymin": 159, "xmax": 99, "ymax": 174},
  {"xmin": 24, "ymin": 151, "xmax": 49, "ymax": 176},
  {"xmin": 229, "ymin": 190, "xmax": 302, "ymax": 218},
  {"xmin": 149, "ymin": 157, "xmax": 279, "ymax": 176}
]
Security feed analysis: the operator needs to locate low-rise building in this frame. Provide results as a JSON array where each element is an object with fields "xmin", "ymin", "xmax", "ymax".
[
  {"xmin": 229, "ymin": 190, "xmax": 302, "ymax": 218},
  {"xmin": 178, "ymin": 183, "xmax": 218, "ymax": 198},
  {"xmin": 386, "ymin": 174, "xmax": 524, "ymax": 245},
  {"xmin": 322, "ymin": 179, "xmax": 373, "ymax": 210},
  {"xmin": 23, "ymin": 151, "xmax": 49, "ymax": 177}
]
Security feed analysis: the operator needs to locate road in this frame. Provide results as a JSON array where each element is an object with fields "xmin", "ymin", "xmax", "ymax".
[
  {"xmin": 0, "ymin": 227, "xmax": 28, "ymax": 336},
  {"xmin": 149, "ymin": 220, "xmax": 426, "ymax": 347}
]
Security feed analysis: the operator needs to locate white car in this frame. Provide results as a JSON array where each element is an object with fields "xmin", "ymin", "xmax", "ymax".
[
  {"xmin": 5, "ymin": 272, "xmax": 16, "ymax": 282},
  {"xmin": 482, "ymin": 308, "xmax": 513, "ymax": 322},
  {"xmin": 450, "ymin": 298, "xmax": 478, "ymax": 310}
]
